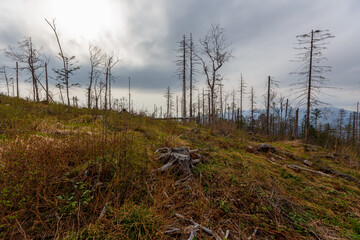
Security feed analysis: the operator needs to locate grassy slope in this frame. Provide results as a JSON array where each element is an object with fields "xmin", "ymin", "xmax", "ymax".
[{"xmin": 0, "ymin": 95, "xmax": 359, "ymax": 239}]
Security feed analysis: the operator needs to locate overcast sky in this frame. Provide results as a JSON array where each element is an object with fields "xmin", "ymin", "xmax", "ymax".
[{"xmin": 0, "ymin": 0, "xmax": 359, "ymax": 111}]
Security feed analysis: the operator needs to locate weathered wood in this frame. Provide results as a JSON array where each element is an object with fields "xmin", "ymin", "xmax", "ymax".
[
  {"xmin": 286, "ymin": 164, "xmax": 332, "ymax": 178},
  {"xmin": 175, "ymin": 213, "xmax": 222, "ymax": 240},
  {"xmin": 156, "ymin": 147, "xmax": 202, "ymax": 175},
  {"xmin": 319, "ymin": 166, "xmax": 360, "ymax": 184}
]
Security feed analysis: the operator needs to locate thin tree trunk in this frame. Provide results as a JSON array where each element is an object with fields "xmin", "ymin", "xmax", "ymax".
[
  {"xmin": 176, "ymin": 95, "xmax": 178, "ymax": 118},
  {"xmin": 266, "ymin": 76, "xmax": 270, "ymax": 135},
  {"xmin": 109, "ymin": 68, "xmax": 112, "ymax": 110},
  {"xmin": 88, "ymin": 66, "xmax": 93, "ymax": 108},
  {"xmin": 45, "ymin": 63, "xmax": 49, "ymax": 103},
  {"xmin": 128, "ymin": 77, "xmax": 131, "ymax": 112},
  {"xmin": 104, "ymin": 66, "xmax": 108, "ymax": 110},
  {"xmin": 305, "ymin": 30, "xmax": 314, "ymax": 143},
  {"xmin": 16, "ymin": 62, "xmax": 19, "ymax": 98},
  {"xmin": 182, "ymin": 35, "xmax": 186, "ymax": 118},
  {"xmin": 284, "ymin": 99, "xmax": 288, "ymax": 138},
  {"xmin": 294, "ymin": 108, "xmax": 299, "ymax": 139},
  {"xmin": 189, "ymin": 33, "xmax": 193, "ymax": 118}
]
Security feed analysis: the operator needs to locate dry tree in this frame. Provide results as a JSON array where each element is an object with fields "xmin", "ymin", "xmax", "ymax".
[
  {"xmin": 198, "ymin": 24, "xmax": 232, "ymax": 125},
  {"xmin": 291, "ymin": 29, "xmax": 334, "ymax": 142}
]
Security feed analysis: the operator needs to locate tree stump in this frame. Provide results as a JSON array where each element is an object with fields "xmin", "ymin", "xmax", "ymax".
[{"xmin": 155, "ymin": 147, "xmax": 201, "ymax": 175}]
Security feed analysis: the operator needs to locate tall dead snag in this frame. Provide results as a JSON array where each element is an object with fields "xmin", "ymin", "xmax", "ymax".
[
  {"xmin": 16, "ymin": 62, "xmax": 19, "ymax": 97},
  {"xmin": 164, "ymin": 86, "xmax": 173, "ymax": 117},
  {"xmin": 198, "ymin": 24, "xmax": 232, "ymax": 125},
  {"xmin": 291, "ymin": 29, "xmax": 334, "ymax": 142},
  {"xmin": 1, "ymin": 67, "xmax": 10, "ymax": 96},
  {"xmin": 284, "ymin": 98, "xmax": 289, "ymax": 137},
  {"xmin": 189, "ymin": 33, "xmax": 194, "ymax": 118},
  {"xmin": 46, "ymin": 19, "xmax": 80, "ymax": 106},
  {"xmin": 103, "ymin": 53, "xmax": 119, "ymax": 110},
  {"xmin": 3, "ymin": 37, "xmax": 43, "ymax": 101},
  {"xmin": 188, "ymin": 32, "xmax": 199, "ymax": 118},
  {"xmin": 128, "ymin": 77, "xmax": 131, "ymax": 112},
  {"xmin": 238, "ymin": 74, "xmax": 246, "ymax": 126},
  {"xmin": 357, "ymin": 102, "xmax": 359, "ymax": 155},
  {"xmin": 266, "ymin": 76, "xmax": 279, "ymax": 135},
  {"xmin": 88, "ymin": 44, "xmax": 103, "ymax": 109},
  {"xmin": 250, "ymin": 87, "xmax": 256, "ymax": 132},
  {"xmin": 175, "ymin": 35, "xmax": 188, "ymax": 118},
  {"xmin": 293, "ymin": 108, "xmax": 299, "ymax": 139},
  {"xmin": 45, "ymin": 63, "xmax": 49, "ymax": 103}
]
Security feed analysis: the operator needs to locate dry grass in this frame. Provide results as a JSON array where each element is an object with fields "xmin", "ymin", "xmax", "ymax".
[{"xmin": 1, "ymin": 95, "xmax": 360, "ymax": 239}]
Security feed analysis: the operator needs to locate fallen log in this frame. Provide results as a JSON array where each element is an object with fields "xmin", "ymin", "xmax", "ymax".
[
  {"xmin": 319, "ymin": 166, "xmax": 360, "ymax": 185},
  {"xmin": 286, "ymin": 164, "xmax": 333, "ymax": 178}
]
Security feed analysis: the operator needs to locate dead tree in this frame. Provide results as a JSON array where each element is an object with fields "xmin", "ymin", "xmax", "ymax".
[
  {"xmin": 176, "ymin": 95, "xmax": 179, "ymax": 117},
  {"xmin": 1, "ymin": 67, "xmax": 10, "ymax": 96},
  {"xmin": 16, "ymin": 62, "xmax": 19, "ymax": 97},
  {"xmin": 3, "ymin": 37, "xmax": 43, "ymax": 101},
  {"xmin": 284, "ymin": 98, "xmax": 289, "ymax": 137},
  {"xmin": 102, "ymin": 53, "xmax": 119, "ymax": 110},
  {"xmin": 291, "ymin": 29, "xmax": 334, "ymax": 142},
  {"xmin": 128, "ymin": 77, "xmax": 131, "ymax": 112},
  {"xmin": 293, "ymin": 108, "xmax": 299, "ymax": 139},
  {"xmin": 189, "ymin": 33, "xmax": 195, "ymax": 118},
  {"xmin": 165, "ymin": 86, "xmax": 173, "ymax": 117},
  {"xmin": 45, "ymin": 63, "xmax": 49, "ymax": 102},
  {"xmin": 266, "ymin": 76, "xmax": 279, "ymax": 135},
  {"xmin": 250, "ymin": 87, "xmax": 256, "ymax": 132},
  {"xmin": 175, "ymin": 35, "xmax": 188, "ymax": 118},
  {"xmin": 46, "ymin": 19, "xmax": 80, "ymax": 106},
  {"xmin": 357, "ymin": 102, "xmax": 359, "ymax": 155},
  {"xmin": 198, "ymin": 24, "xmax": 232, "ymax": 125},
  {"xmin": 238, "ymin": 74, "xmax": 246, "ymax": 126},
  {"xmin": 88, "ymin": 44, "xmax": 103, "ymax": 108}
]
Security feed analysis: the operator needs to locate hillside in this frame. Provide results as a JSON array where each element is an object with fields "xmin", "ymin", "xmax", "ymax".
[{"xmin": 0, "ymin": 95, "xmax": 360, "ymax": 240}]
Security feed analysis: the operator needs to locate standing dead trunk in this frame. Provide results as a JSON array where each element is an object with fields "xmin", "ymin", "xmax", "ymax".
[
  {"xmin": 16, "ymin": 62, "xmax": 19, "ymax": 98},
  {"xmin": 293, "ymin": 109, "xmax": 299, "ymax": 139}
]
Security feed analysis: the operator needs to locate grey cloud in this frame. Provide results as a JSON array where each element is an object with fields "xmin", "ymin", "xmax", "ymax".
[{"xmin": 0, "ymin": 0, "xmax": 359, "ymax": 109}]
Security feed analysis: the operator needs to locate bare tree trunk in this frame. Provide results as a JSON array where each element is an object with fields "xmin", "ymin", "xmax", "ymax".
[
  {"xmin": 219, "ymin": 83, "xmax": 223, "ymax": 119},
  {"xmin": 208, "ymin": 87, "xmax": 211, "ymax": 125},
  {"xmin": 104, "ymin": 65, "xmax": 109, "ymax": 110},
  {"xmin": 3, "ymin": 68, "xmax": 10, "ymax": 96},
  {"xmin": 182, "ymin": 35, "xmax": 187, "ymax": 118},
  {"xmin": 250, "ymin": 87, "xmax": 255, "ymax": 132},
  {"xmin": 128, "ymin": 77, "xmax": 131, "ymax": 112},
  {"xmin": 305, "ymin": 30, "xmax": 314, "ymax": 143},
  {"xmin": 284, "ymin": 99, "xmax": 289, "ymax": 138},
  {"xmin": 109, "ymin": 68, "xmax": 112, "ymax": 110},
  {"xmin": 202, "ymin": 88, "xmax": 205, "ymax": 124},
  {"xmin": 232, "ymin": 90, "xmax": 235, "ymax": 121},
  {"xmin": 88, "ymin": 65, "xmax": 94, "ymax": 108},
  {"xmin": 45, "ymin": 63, "xmax": 49, "ymax": 103},
  {"xmin": 294, "ymin": 108, "xmax": 299, "ymax": 139},
  {"xmin": 45, "ymin": 19, "xmax": 70, "ymax": 106},
  {"xmin": 16, "ymin": 62, "xmax": 19, "ymax": 98},
  {"xmin": 166, "ymin": 86, "xmax": 170, "ymax": 117},
  {"xmin": 357, "ymin": 102, "xmax": 359, "ymax": 155},
  {"xmin": 176, "ymin": 95, "xmax": 178, "ymax": 117},
  {"xmin": 266, "ymin": 76, "xmax": 270, "ymax": 135},
  {"xmin": 189, "ymin": 33, "xmax": 193, "ymax": 118}
]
